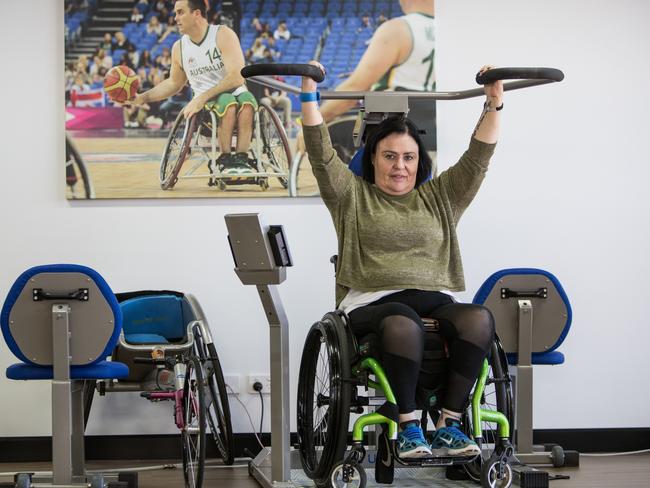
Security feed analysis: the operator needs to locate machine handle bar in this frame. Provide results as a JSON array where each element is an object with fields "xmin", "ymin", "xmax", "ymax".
[{"xmin": 241, "ymin": 64, "xmax": 564, "ymax": 100}]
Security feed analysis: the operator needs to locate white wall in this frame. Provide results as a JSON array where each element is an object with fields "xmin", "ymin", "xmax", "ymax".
[{"xmin": 1, "ymin": 0, "xmax": 648, "ymax": 439}]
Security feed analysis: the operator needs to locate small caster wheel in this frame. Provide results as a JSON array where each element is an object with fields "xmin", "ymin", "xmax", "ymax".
[
  {"xmin": 481, "ymin": 455, "xmax": 512, "ymax": 488},
  {"xmin": 329, "ymin": 461, "xmax": 366, "ymax": 488},
  {"xmin": 14, "ymin": 473, "xmax": 31, "ymax": 488},
  {"xmin": 218, "ymin": 180, "xmax": 227, "ymax": 190},
  {"xmin": 259, "ymin": 178, "xmax": 270, "ymax": 191},
  {"xmin": 551, "ymin": 445, "xmax": 565, "ymax": 467},
  {"xmin": 118, "ymin": 472, "xmax": 138, "ymax": 488},
  {"xmin": 90, "ymin": 474, "xmax": 105, "ymax": 488}
]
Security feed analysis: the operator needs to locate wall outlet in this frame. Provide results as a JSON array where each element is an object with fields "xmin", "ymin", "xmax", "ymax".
[
  {"xmin": 247, "ymin": 374, "xmax": 271, "ymax": 394},
  {"xmin": 224, "ymin": 375, "xmax": 240, "ymax": 394}
]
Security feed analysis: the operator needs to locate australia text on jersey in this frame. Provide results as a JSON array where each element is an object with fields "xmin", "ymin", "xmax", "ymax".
[{"xmin": 189, "ymin": 62, "xmax": 224, "ymax": 77}]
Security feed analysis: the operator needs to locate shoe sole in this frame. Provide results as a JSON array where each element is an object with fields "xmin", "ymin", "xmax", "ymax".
[
  {"xmin": 398, "ymin": 446, "xmax": 433, "ymax": 459},
  {"xmin": 431, "ymin": 444, "xmax": 481, "ymax": 457}
]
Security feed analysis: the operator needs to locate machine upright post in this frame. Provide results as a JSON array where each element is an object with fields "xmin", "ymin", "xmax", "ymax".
[{"xmin": 257, "ymin": 284, "xmax": 291, "ymax": 482}]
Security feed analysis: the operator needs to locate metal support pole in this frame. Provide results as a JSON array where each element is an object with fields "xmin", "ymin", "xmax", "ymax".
[
  {"xmin": 51, "ymin": 304, "xmax": 73, "ymax": 485},
  {"xmin": 516, "ymin": 300, "xmax": 535, "ymax": 455},
  {"xmin": 257, "ymin": 284, "xmax": 291, "ymax": 483}
]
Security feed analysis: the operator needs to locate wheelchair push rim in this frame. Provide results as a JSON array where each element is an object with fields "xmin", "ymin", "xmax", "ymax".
[
  {"xmin": 182, "ymin": 355, "xmax": 206, "ymax": 488},
  {"xmin": 160, "ymin": 111, "xmax": 198, "ymax": 190},
  {"xmin": 297, "ymin": 313, "xmax": 352, "ymax": 482},
  {"xmin": 194, "ymin": 330, "xmax": 235, "ymax": 465}
]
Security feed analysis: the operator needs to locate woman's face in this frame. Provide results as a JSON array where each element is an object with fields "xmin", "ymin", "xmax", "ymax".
[{"xmin": 372, "ymin": 132, "xmax": 419, "ymax": 196}]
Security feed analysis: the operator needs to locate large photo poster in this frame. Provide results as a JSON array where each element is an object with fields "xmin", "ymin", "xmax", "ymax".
[{"xmin": 64, "ymin": 0, "xmax": 435, "ymax": 199}]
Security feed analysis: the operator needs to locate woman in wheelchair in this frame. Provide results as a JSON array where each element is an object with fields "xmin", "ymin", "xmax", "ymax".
[{"xmin": 300, "ymin": 61, "xmax": 504, "ymax": 460}]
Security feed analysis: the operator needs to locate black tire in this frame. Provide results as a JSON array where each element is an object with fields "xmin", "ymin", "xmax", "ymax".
[
  {"xmin": 463, "ymin": 336, "xmax": 514, "ymax": 483},
  {"xmin": 160, "ymin": 111, "xmax": 198, "ymax": 190},
  {"xmin": 182, "ymin": 355, "xmax": 206, "ymax": 488},
  {"xmin": 193, "ymin": 331, "xmax": 235, "ymax": 465},
  {"xmin": 297, "ymin": 312, "xmax": 352, "ymax": 481},
  {"xmin": 257, "ymin": 101, "xmax": 291, "ymax": 189},
  {"xmin": 65, "ymin": 134, "xmax": 94, "ymax": 199},
  {"xmin": 328, "ymin": 461, "xmax": 367, "ymax": 488}
]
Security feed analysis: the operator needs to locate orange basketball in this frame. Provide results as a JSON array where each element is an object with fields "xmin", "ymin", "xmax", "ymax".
[{"xmin": 103, "ymin": 65, "xmax": 139, "ymax": 103}]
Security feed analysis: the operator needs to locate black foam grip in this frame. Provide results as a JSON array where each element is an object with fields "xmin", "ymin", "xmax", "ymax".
[
  {"xmin": 476, "ymin": 67, "xmax": 564, "ymax": 84},
  {"xmin": 241, "ymin": 63, "xmax": 325, "ymax": 82}
]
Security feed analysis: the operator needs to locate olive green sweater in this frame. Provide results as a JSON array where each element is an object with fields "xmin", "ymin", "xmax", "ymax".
[{"xmin": 303, "ymin": 124, "xmax": 496, "ymax": 307}]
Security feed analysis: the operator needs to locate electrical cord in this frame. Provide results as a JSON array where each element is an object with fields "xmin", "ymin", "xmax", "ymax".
[
  {"xmin": 252, "ymin": 381, "xmax": 264, "ymax": 439},
  {"xmin": 580, "ymin": 449, "xmax": 650, "ymax": 457},
  {"xmin": 225, "ymin": 383, "xmax": 265, "ymax": 450}
]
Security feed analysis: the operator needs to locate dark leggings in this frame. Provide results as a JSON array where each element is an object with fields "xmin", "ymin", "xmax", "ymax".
[{"xmin": 348, "ymin": 289, "xmax": 495, "ymax": 414}]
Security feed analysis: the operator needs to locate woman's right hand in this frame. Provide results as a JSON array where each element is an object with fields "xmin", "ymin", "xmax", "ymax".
[{"xmin": 302, "ymin": 60, "xmax": 325, "ymax": 92}]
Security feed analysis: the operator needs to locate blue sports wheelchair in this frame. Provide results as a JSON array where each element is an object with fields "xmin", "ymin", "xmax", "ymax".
[{"xmin": 1, "ymin": 265, "xmax": 234, "ymax": 488}]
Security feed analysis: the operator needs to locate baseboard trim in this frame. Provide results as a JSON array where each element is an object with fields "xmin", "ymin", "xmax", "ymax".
[{"xmin": 1, "ymin": 429, "xmax": 648, "ymax": 463}]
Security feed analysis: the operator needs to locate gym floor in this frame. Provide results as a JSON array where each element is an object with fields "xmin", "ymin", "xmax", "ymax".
[{"xmin": 1, "ymin": 453, "xmax": 648, "ymax": 487}]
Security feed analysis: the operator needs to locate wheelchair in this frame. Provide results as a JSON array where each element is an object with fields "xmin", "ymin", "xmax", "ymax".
[
  {"xmin": 159, "ymin": 98, "xmax": 292, "ymax": 193},
  {"xmin": 296, "ymin": 292, "xmax": 514, "ymax": 488},
  {"xmin": 66, "ymin": 133, "xmax": 95, "ymax": 199},
  {"xmin": 90, "ymin": 290, "xmax": 235, "ymax": 488}
]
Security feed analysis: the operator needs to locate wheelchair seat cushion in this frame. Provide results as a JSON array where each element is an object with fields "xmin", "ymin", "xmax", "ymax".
[
  {"xmin": 120, "ymin": 294, "xmax": 188, "ymax": 343},
  {"xmin": 6, "ymin": 360, "xmax": 128, "ymax": 380}
]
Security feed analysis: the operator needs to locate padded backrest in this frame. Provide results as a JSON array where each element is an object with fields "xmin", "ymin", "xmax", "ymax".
[
  {"xmin": 0, "ymin": 264, "xmax": 122, "ymax": 366},
  {"xmin": 473, "ymin": 268, "xmax": 572, "ymax": 355},
  {"xmin": 119, "ymin": 294, "xmax": 191, "ymax": 342}
]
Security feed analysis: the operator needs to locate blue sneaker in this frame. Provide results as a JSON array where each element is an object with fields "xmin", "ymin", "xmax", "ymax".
[
  {"xmin": 397, "ymin": 424, "xmax": 432, "ymax": 459},
  {"xmin": 429, "ymin": 420, "xmax": 480, "ymax": 457}
]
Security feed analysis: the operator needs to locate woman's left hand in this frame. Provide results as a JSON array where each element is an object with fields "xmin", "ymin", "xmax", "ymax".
[{"xmin": 479, "ymin": 65, "xmax": 504, "ymax": 107}]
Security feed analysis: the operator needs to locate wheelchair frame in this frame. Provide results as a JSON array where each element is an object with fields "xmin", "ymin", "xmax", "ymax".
[
  {"xmin": 159, "ymin": 99, "xmax": 291, "ymax": 193},
  {"xmin": 96, "ymin": 293, "xmax": 235, "ymax": 488},
  {"xmin": 297, "ymin": 310, "xmax": 515, "ymax": 488}
]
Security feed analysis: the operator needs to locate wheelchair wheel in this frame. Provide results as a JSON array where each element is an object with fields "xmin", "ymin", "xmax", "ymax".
[
  {"xmin": 463, "ymin": 336, "xmax": 514, "ymax": 483},
  {"xmin": 65, "ymin": 134, "xmax": 95, "ymax": 199},
  {"xmin": 182, "ymin": 355, "xmax": 206, "ymax": 488},
  {"xmin": 160, "ymin": 112, "xmax": 198, "ymax": 190},
  {"xmin": 329, "ymin": 461, "xmax": 367, "ymax": 488},
  {"xmin": 297, "ymin": 312, "xmax": 352, "ymax": 482},
  {"xmin": 481, "ymin": 453, "xmax": 513, "ymax": 488},
  {"xmin": 289, "ymin": 151, "xmax": 319, "ymax": 197},
  {"xmin": 193, "ymin": 331, "xmax": 235, "ymax": 465},
  {"xmin": 257, "ymin": 100, "xmax": 291, "ymax": 189}
]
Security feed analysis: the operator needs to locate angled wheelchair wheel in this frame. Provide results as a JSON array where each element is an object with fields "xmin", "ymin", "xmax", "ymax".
[
  {"xmin": 182, "ymin": 355, "xmax": 206, "ymax": 488},
  {"xmin": 65, "ymin": 134, "xmax": 95, "ymax": 199},
  {"xmin": 194, "ymin": 331, "xmax": 235, "ymax": 465},
  {"xmin": 160, "ymin": 112, "xmax": 198, "ymax": 190},
  {"xmin": 463, "ymin": 336, "xmax": 514, "ymax": 483},
  {"xmin": 289, "ymin": 151, "xmax": 319, "ymax": 197},
  {"xmin": 297, "ymin": 312, "xmax": 352, "ymax": 482},
  {"xmin": 257, "ymin": 100, "xmax": 291, "ymax": 189}
]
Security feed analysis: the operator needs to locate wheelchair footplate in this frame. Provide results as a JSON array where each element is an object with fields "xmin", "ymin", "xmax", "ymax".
[
  {"xmin": 394, "ymin": 452, "xmax": 479, "ymax": 467},
  {"xmin": 208, "ymin": 157, "xmax": 271, "ymax": 190}
]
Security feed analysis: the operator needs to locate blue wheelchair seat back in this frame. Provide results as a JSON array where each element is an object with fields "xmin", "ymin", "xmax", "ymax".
[
  {"xmin": 0, "ymin": 263, "xmax": 128, "ymax": 381},
  {"xmin": 111, "ymin": 291, "xmax": 199, "ymax": 383},
  {"xmin": 473, "ymin": 268, "xmax": 572, "ymax": 365},
  {"xmin": 117, "ymin": 291, "xmax": 193, "ymax": 344}
]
